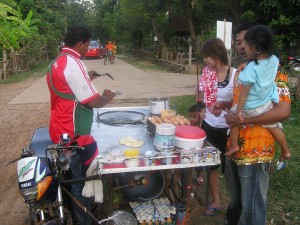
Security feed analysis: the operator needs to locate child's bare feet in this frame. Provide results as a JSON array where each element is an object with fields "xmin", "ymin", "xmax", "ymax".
[
  {"xmin": 225, "ymin": 145, "xmax": 239, "ymax": 156},
  {"xmin": 279, "ymin": 150, "xmax": 291, "ymax": 162}
]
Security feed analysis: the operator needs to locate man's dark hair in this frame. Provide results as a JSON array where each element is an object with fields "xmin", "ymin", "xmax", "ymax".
[
  {"xmin": 64, "ymin": 26, "xmax": 91, "ymax": 48},
  {"xmin": 234, "ymin": 22, "xmax": 257, "ymax": 37},
  {"xmin": 188, "ymin": 101, "xmax": 206, "ymax": 113}
]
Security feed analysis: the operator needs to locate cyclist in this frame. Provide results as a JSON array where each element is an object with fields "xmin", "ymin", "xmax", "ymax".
[{"xmin": 105, "ymin": 41, "xmax": 114, "ymax": 56}]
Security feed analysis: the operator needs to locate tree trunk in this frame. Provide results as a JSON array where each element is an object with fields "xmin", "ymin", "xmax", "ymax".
[
  {"xmin": 146, "ymin": 0, "xmax": 166, "ymax": 57},
  {"xmin": 184, "ymin": 0, "xmax": 199, "ymax": 51},
  {"xmin": 10, "ymin": 47, "xmax": 17, "ymax": 73}
]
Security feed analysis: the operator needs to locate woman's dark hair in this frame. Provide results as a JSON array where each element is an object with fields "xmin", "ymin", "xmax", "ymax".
[
  {"xmin": 64, "ymin": 26, "xmax": 91, "ymax": 47},
  {"xmin": 188, "ymin": 101, "xmax": 206, "ymax": 113},
  {"xmin": 200, "ymin": 38, "xmax": 229, "ymax": 65},
  {"xmin": 244, "ymin": 25, "xmax": 274, "ymax": 63}
]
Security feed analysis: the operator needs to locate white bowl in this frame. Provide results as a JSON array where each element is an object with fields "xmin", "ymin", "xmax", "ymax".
[{"xmin": 175, "ymin": 136, "xmax": 205, "ymax": 149}]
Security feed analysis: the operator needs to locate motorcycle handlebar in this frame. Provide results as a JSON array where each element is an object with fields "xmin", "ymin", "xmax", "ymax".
[
  {"xmin": 5, "ymin": 148, "xmax": 35, "ymax": 166},
  {"xmin": 5, "ymin": 157, "xmax": 21, "ymax": 166}
]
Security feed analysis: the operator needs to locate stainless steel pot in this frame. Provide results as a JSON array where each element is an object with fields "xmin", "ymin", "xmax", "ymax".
[{"xmin": 149, "ymin": 97, "xmax": 170, "ymax": 115}]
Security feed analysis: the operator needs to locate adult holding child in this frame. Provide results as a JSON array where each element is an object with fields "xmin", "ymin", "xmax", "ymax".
[
  {"xmin": 196, "ymin": 38, "xmax": 237, "ymax": 215},
  {"xmin": 226, "ymin": 25, "xmax": 291, "ymax": 159},
  {"xmin": 223, "ymin": 23, "xmax": 291, "ymax": 225}
]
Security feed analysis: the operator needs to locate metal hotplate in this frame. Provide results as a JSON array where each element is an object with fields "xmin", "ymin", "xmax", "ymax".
[{"xmin": 96, "ymin": 110, "xmax": 145, "ymax": 126}]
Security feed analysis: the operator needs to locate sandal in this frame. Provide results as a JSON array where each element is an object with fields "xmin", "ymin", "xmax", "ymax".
[
  {"xmin": 203, "ymin": 205, "xmax": 220, "ymax": 216},
  {"xmin": 196, "ymin": 176, "xmax": 204, "ymax": 185}
]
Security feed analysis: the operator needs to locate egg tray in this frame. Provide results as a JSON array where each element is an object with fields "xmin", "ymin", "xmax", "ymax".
[
  {"xmin": 130, "ymin": 198, "xmax": 176, "ymax": 225},
  {"xmin": 138, "ymin": 219, "xmax": 175, "ymax": 225}
]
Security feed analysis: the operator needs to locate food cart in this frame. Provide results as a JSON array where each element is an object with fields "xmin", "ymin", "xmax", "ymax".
[{"xmin": 91, "ymin": 106, "xmax": 220, "ymax": 225}]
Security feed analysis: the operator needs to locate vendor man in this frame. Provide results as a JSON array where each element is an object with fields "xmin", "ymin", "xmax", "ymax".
[{"xmin": 46, "ymin": 26, "xmax": 116, "ymax": 225}]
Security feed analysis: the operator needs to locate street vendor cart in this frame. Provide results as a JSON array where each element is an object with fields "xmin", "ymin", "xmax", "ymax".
[{"xmin": 90, "ymin": 106, "xmax": 221, "ymax": 225}]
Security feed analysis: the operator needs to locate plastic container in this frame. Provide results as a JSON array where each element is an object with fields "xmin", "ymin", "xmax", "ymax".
[
  {"xmin": 124, "ymin": 148, "xmax": 140, "ymax": 167},
  {"xmin": 144, "ymin": 151, "xmax": 156, "ymax": 166},
  {"xmin": 175, "ymin": 125, "xmax": 206, "ymax": 149},
  {"xmin": 154, "ymin": 123, "xmax": 176, "ymax": 151},
  {"xmin": 180, "ymin": 149, "xmax": 193, "ymax": 164},
  {"xmin": 160, "ymin": 151, "xmax": 173, "ymax": 165}
]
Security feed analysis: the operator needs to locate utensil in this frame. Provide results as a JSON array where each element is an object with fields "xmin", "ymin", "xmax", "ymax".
[
  {"xmin": 94, "ymin": 72, "xmax": 114, "ymax": 80},
  {"xmin": 113, "ymin": 91, "xmax": 122, "ymax": 95}
]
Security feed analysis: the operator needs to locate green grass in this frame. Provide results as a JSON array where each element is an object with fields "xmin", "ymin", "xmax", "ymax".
[
  {"xmin": 120, "ymin": 55, "xmax": 170, "ymax": 72},
  {"xmin": 0, "ymin": 59, "xmax": 51, "ymax": 84},
  {"xmin": 267, "ymin": 101, "xmax": 300, "ymax": 224},
  {"xmin": 171, "ymin": 97, "xmax": 300, "ymax": 225}
]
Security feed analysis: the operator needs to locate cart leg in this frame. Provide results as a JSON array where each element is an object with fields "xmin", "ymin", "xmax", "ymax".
[
  {"xmin": 163, "ymin": 170, "xmax": 174, "ymax": 203},
  {"xmin": 103, "ymin": 174, "xmax": 114, "ymax": 225},
  {"xmin": 183, "ymin": 168, "xmax": 192, "ymax": 225},
  {"xmin": 205, "ymin": 166, "xmax": 211, "ymax": 208}
]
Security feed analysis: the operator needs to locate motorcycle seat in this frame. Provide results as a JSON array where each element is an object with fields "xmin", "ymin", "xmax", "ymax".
[{"xmin": 29, "ymin": 127, "xmax": 53, "ymax": 158}]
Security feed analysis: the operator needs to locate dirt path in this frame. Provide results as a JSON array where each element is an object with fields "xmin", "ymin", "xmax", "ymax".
[{"xmin": 0, "ymin": 78, "xmax": 50, "ymax": 224}]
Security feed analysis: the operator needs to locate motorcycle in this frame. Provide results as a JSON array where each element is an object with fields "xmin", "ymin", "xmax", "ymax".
[
  {"xmin": 5, "ymin": 127, "xmax": 159, "ymax": 225},
  {"xmin": 5, "ymin": 127, "xmax": 96, "ymax": 225},
  {"xmin": 287, "ymin": 55, "xmax": 300, "ymax": 76}
]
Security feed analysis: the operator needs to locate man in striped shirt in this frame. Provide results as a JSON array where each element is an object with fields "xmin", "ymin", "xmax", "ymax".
[{"xmin": 47, "ymin": 26, "xmax": 115, "ymax": 224}]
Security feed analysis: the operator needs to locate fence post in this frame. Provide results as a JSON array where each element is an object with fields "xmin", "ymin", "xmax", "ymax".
[
  {"xmin": 3, "ymin": 49, "xmax": 7, "ymax": 80},
  {"xmin": 188, "ymin": 45, "xmax": 192, "ymax": 67}
]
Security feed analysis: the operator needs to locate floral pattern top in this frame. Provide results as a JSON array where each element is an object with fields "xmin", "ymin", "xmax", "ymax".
[
  {"xmin": 198, "ymin": 66, "xmax": 218, "ymax": 108},
  {"xmin": 228, "ymin": 64, "xmax": 291, "ymax": 165}
]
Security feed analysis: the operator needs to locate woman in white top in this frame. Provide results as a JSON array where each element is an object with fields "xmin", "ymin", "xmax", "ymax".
[{"xmin": 197, "ymin": 38, "xmax": 236, "ymax": 216}]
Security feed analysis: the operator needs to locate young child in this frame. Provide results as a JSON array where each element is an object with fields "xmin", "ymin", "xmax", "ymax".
[
  {"xmin": 226, "ymin": 25, "xmax": 291, "ymax": 162},
  {"xmin": 188, "ymin": 101, "xmax": 206, "ymax": 127},
  {"xmin": 188, "ymin": 101, "xmax": 206, "ymax": 184}
]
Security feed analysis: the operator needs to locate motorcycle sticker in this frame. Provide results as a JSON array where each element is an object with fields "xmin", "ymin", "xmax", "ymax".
[{"xmin": 17, "ymin": 157, "xmax": 37, "ymax": 182}]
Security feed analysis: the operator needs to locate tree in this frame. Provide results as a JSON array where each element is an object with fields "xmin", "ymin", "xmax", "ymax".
[
  {"xmin": 239, "ymin": 0, "xmax": 300, "ymax": 60},
  {"xmin": 0, "ymin": 0, "xmax": 38, "ymax": 79}
]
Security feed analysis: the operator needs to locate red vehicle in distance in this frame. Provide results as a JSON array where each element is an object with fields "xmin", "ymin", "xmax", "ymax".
[{"xmin": 85, "ymin": 40, "xmax": 106, "ymax": 59}]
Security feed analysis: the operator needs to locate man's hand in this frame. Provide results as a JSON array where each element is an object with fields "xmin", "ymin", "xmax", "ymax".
[
  {"xmin": 88, "ymin": 70, "xmax": 98, "ymax": 81},
  {"xmin": 224, "ymin": 109, "xmax": 241, "ymax": 128},
  {"xmin": 102, "ymin": 89, "xmax": 116, "ymax": 102}
]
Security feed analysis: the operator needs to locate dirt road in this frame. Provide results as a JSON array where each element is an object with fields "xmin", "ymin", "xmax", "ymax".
[{"xmin": 0, "ymin": 78, "xmax": 50, "ymax": 224}]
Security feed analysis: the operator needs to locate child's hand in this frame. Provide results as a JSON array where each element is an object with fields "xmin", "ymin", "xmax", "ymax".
[
  {"xmin": 237, "ymin": 111, "xmax": 244, "ymax": 122},
  {"xmin": 209, "ymin": 101, "xmax": 223, "ymax": 117}
]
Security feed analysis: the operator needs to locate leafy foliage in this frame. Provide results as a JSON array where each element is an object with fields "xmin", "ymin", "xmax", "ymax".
[
  {"xmin": 0, "ymin": 0, "xmax": 37, "ymax": 50},
  {"xmin": 240, "ymin": 0, "xmax": 300, "ymax": 60}
]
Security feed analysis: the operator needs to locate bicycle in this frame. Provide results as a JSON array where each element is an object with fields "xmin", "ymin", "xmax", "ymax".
[{"xmin": 104, "ymin": 50, "xmax": 115, "ymax": 65}]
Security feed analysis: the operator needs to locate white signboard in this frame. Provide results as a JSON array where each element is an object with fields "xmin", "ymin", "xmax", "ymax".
[{"xmin": 217, "ymin": 20, "xmax": 232, "ymax": 50}]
